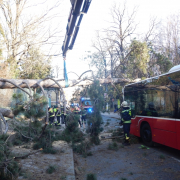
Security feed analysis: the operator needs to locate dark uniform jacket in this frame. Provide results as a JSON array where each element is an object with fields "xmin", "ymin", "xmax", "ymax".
[{"xmin": 121, "ymin": 107, "xmax": 131, "ymax": 124}]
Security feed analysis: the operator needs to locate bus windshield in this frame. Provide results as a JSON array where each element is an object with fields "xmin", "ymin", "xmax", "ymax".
[{"xmin": 124, "ymin": 70, "xmax": 180, "ymax": 119}]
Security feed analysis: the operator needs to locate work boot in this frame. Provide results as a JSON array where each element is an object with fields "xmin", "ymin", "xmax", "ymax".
[{"xmin": 57, "ymin": 123, "xmax": 61, "ymax": 126}]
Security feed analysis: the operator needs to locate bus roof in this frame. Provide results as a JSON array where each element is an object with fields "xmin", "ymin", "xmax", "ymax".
[{"xmin": 125, "ymin": 65, "xmax": 180, "ymax": 88}]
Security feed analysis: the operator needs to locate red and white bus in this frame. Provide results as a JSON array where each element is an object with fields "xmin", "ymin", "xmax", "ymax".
[{"xmin": 124, "ymin": 65, "xmax": 180, "ymax": 150}]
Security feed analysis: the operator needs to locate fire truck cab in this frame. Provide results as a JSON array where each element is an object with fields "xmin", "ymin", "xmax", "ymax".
[{"xmin": 80, "ymin": 97, "xmax": 93, "ymax": 113}]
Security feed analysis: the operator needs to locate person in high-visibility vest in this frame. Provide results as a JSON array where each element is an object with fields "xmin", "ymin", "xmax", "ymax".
[
  {"xmin": 48, "ymin": 106, "xmax": 55, "ymax": 125},
  {"xmin": 53, "ymin": 106, "xmax": 57, "ymax": 125},
  {"xmin": 120, "ymin": 101, "xmax": 131, "ymax": 146},
  {"xmin": 61, "ymin": 106, "xmax": 65, "ymax": 124},
  {"xmin": 55, "ymin": 105, "xmax": 61, "ymax": 126}
]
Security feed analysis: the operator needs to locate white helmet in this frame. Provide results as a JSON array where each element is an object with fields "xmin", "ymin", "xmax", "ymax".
[{"xmin": 121, "ymin": 101, "xmax": 128, "ymax": 107}]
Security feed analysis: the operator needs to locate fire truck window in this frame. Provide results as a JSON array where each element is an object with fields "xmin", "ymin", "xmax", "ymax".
[{"xmin": 84, "ymin": 101, "xmax": 91, "ymax": 105}]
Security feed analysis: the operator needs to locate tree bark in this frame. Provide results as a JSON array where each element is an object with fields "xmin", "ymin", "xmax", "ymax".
[
  {"xmin": 0, "ymin": 108, "xmax": 14, "ymax": 118},
  {"xmin": 0, "ymin": 112, "xmax": 9, "ymax": 134},
  {"xmin": 0, "ymin": 108, "xmax": 13, "ymax": 134},
  {"xmin": 0, "ymin": 78, "xmax": 131, "ymax": 89}
]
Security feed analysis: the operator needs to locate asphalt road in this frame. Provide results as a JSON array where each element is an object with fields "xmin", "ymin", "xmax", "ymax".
[
  {"xmin": 74, "ymin": 114, "xmax": 180, "ymax": 180},
  {"xmin": 101, "ymin": 113, "xmax": 180, "ymax": 161}
]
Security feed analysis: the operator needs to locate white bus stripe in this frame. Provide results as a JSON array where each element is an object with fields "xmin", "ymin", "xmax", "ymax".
[{"xmin": 133, "ymin": 116, "xmax": 180, "ymax": 121}]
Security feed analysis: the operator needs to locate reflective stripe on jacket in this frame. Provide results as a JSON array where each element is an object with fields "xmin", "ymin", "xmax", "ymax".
[
  {"xmin": 74, "ymin": 110, "xmax": 80, "ymax": 115},
  {"xmin": 121, "ymin": 107, "xmax": 131, "ymax": 123},
  {"xmin": 54, "ymin": 108, "xmax": 57, "ymax": 113},
  {"xmin": 55, "ymin": 108, "xmax": 61, "ymax": 116},
  {"xmin": 49, "ymin": 108, "xmax": 55, "ymax": 117}
]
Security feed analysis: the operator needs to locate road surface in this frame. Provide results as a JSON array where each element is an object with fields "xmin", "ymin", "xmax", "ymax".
[{"xmin": 74, "ymin": 113, "xmax": 180, "ymax": 180}]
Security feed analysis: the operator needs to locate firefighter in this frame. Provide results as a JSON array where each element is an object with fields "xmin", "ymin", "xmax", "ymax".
[
  {"xmin": 74, "ymin": 106, "xmax": 81, "ymax": 127},
  {"xmin": 81, "ymin": 106, "xmax": 87, "ymax": 125},
  {"xmin": 55, "ymin": 105, "xmax": 61, "ymax": 126},
  {"xmin": 121, "ymin": 101, "xmax": 131, "ymax": 146},
  {"xmin": 61, "ymin": 105, "xmax": 65, "ymax": 124},
  {"xmin": 48, "ymin": 106, "xmax": 55, "ymax": 125},
  {"xmin": 53, "ymin": 106, "xmax": 57, "ymax": 125}
]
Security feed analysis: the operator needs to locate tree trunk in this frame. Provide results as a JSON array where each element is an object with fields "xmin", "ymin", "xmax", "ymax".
[
  {"xmin": 0, "ymin": 78, "xmax": 131, "ymax": 89},
  {"xmin": 0, "ymin": 108, "xmax": 14, "ymax": 118}
]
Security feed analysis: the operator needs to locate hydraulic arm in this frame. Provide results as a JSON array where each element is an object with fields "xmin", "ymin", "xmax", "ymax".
[{"xmin": 62, "ymin": 0, "xmax": 92, "ymax": 57}]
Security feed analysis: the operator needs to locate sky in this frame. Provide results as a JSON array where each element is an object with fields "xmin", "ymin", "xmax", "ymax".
[{"xmin": 50, "ymin": 0, "xmax": 180, "ymax": 79}]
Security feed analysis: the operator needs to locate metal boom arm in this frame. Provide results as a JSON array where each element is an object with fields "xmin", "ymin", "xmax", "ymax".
[{"xmin": 62, "ymin": 0, "xmax": 92, "ymax": 57}]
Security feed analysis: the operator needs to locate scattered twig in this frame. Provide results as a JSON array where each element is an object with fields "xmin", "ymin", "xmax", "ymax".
[
  {"xmin": 0, "ymin": 149, "xmax": 43, "ymax": 168},
  {"xmin": 14, "ymin": 149, "xmax": 42, "ymax": 159},
  {"xmin": 15, "ymin": 127, "xmax": 33, "ymax": 140},
  {"xmin": 5, "ymin": 133, "xmax": 15, "ymax": 144}
]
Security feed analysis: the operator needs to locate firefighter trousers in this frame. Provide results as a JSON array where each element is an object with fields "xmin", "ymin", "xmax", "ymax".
[{"xmin": 123, "ymin": 123, "xmax": 131, "ymax": 140}]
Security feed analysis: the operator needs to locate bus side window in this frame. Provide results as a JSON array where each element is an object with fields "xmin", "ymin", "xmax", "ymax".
[
  {"xmin": 141, "ymin": 102, "xmax": 158, "ymax": 117},
  {"xmin": 130, "ymin": 102, "xmax": 135, "ymax": 118}
]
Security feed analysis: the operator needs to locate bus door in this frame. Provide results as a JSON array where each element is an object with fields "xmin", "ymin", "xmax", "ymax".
[
  {"xmin": 149, "ymin": 89, "xmax": 177, "ymax": 149},
  {"xmin": 129, "ymin": 101, "xmax": 139, "ymax": 136},
  {"xmin": 153, "ymin": 117, "xmax": 177, "ymax": 149}
]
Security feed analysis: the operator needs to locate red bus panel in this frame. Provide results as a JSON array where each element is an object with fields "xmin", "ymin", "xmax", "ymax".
[
  {"xmin": 152, "ymin": 129, "xmax": 177, "ymax": 149},
  {"xmin": 130, "ymin": 116, "xmax": 180, "ymax": 150},
  {"xmin": 153, "ymin": 118, "xmax": 176, "ymax": 132},
  {"xmin": 176, "ymin": 120, "xmax": 180, "ymax": 150}
]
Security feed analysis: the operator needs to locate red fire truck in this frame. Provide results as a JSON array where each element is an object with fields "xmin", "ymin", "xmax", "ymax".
[{"xmin": 124, "ymin": 65, "xmax": 180, "ymax": 150}]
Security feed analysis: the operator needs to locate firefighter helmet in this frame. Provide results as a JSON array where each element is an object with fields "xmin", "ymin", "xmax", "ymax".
[{"xmin": 121, "ymin": 101, "xmax": 128, "ymax": 107}]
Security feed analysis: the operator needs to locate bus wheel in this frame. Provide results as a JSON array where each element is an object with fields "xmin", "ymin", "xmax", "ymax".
[{"xmin": 141, "ymin": 123, "xmax": 154, "ymax": 147}]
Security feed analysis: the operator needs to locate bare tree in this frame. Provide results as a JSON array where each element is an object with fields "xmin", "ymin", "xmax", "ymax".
[
  {"xmin": 90, "ymin": 1, "xmax": 138, "ymax": 79},
  {"xmin": 91, "ymin": 31, "xmax": 108, "ymax": 78},
  {"xmin": 0, "ymin": 0, "xmax": 63, "ymax": 77},
  {"xmin": 143, "ymin": 17, "xmax": 159, "ymax": 43},
  {"xmin": 145, "ymin": 14, "xmax": 180, "ymax": 76},
  {"xmin": 106, "ymin": 2, "xmax": 138, "ymax": 66},
  {"xmin": 163, "ymin": 14, "xmax": 180, "ymax": 65}
]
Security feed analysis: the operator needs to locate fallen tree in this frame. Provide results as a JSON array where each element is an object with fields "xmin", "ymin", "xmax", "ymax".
[
  {"xmin": 0, "ymin": 75, "xmax": 139, "ymax": 134},
  {"xmin": 0, "ymin": 108, "xmax": 14, "ymax": 134},
  {"xmin": 0, "ymin": 77, "xmax": 67, "ymax": 134},
  {"xmin": 0, "ymin": 77, "xmax": 134, "ymax": 89},
  {"xmin": 0, "ymin": 108, "xmax": 14, "ymax": 118}
]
